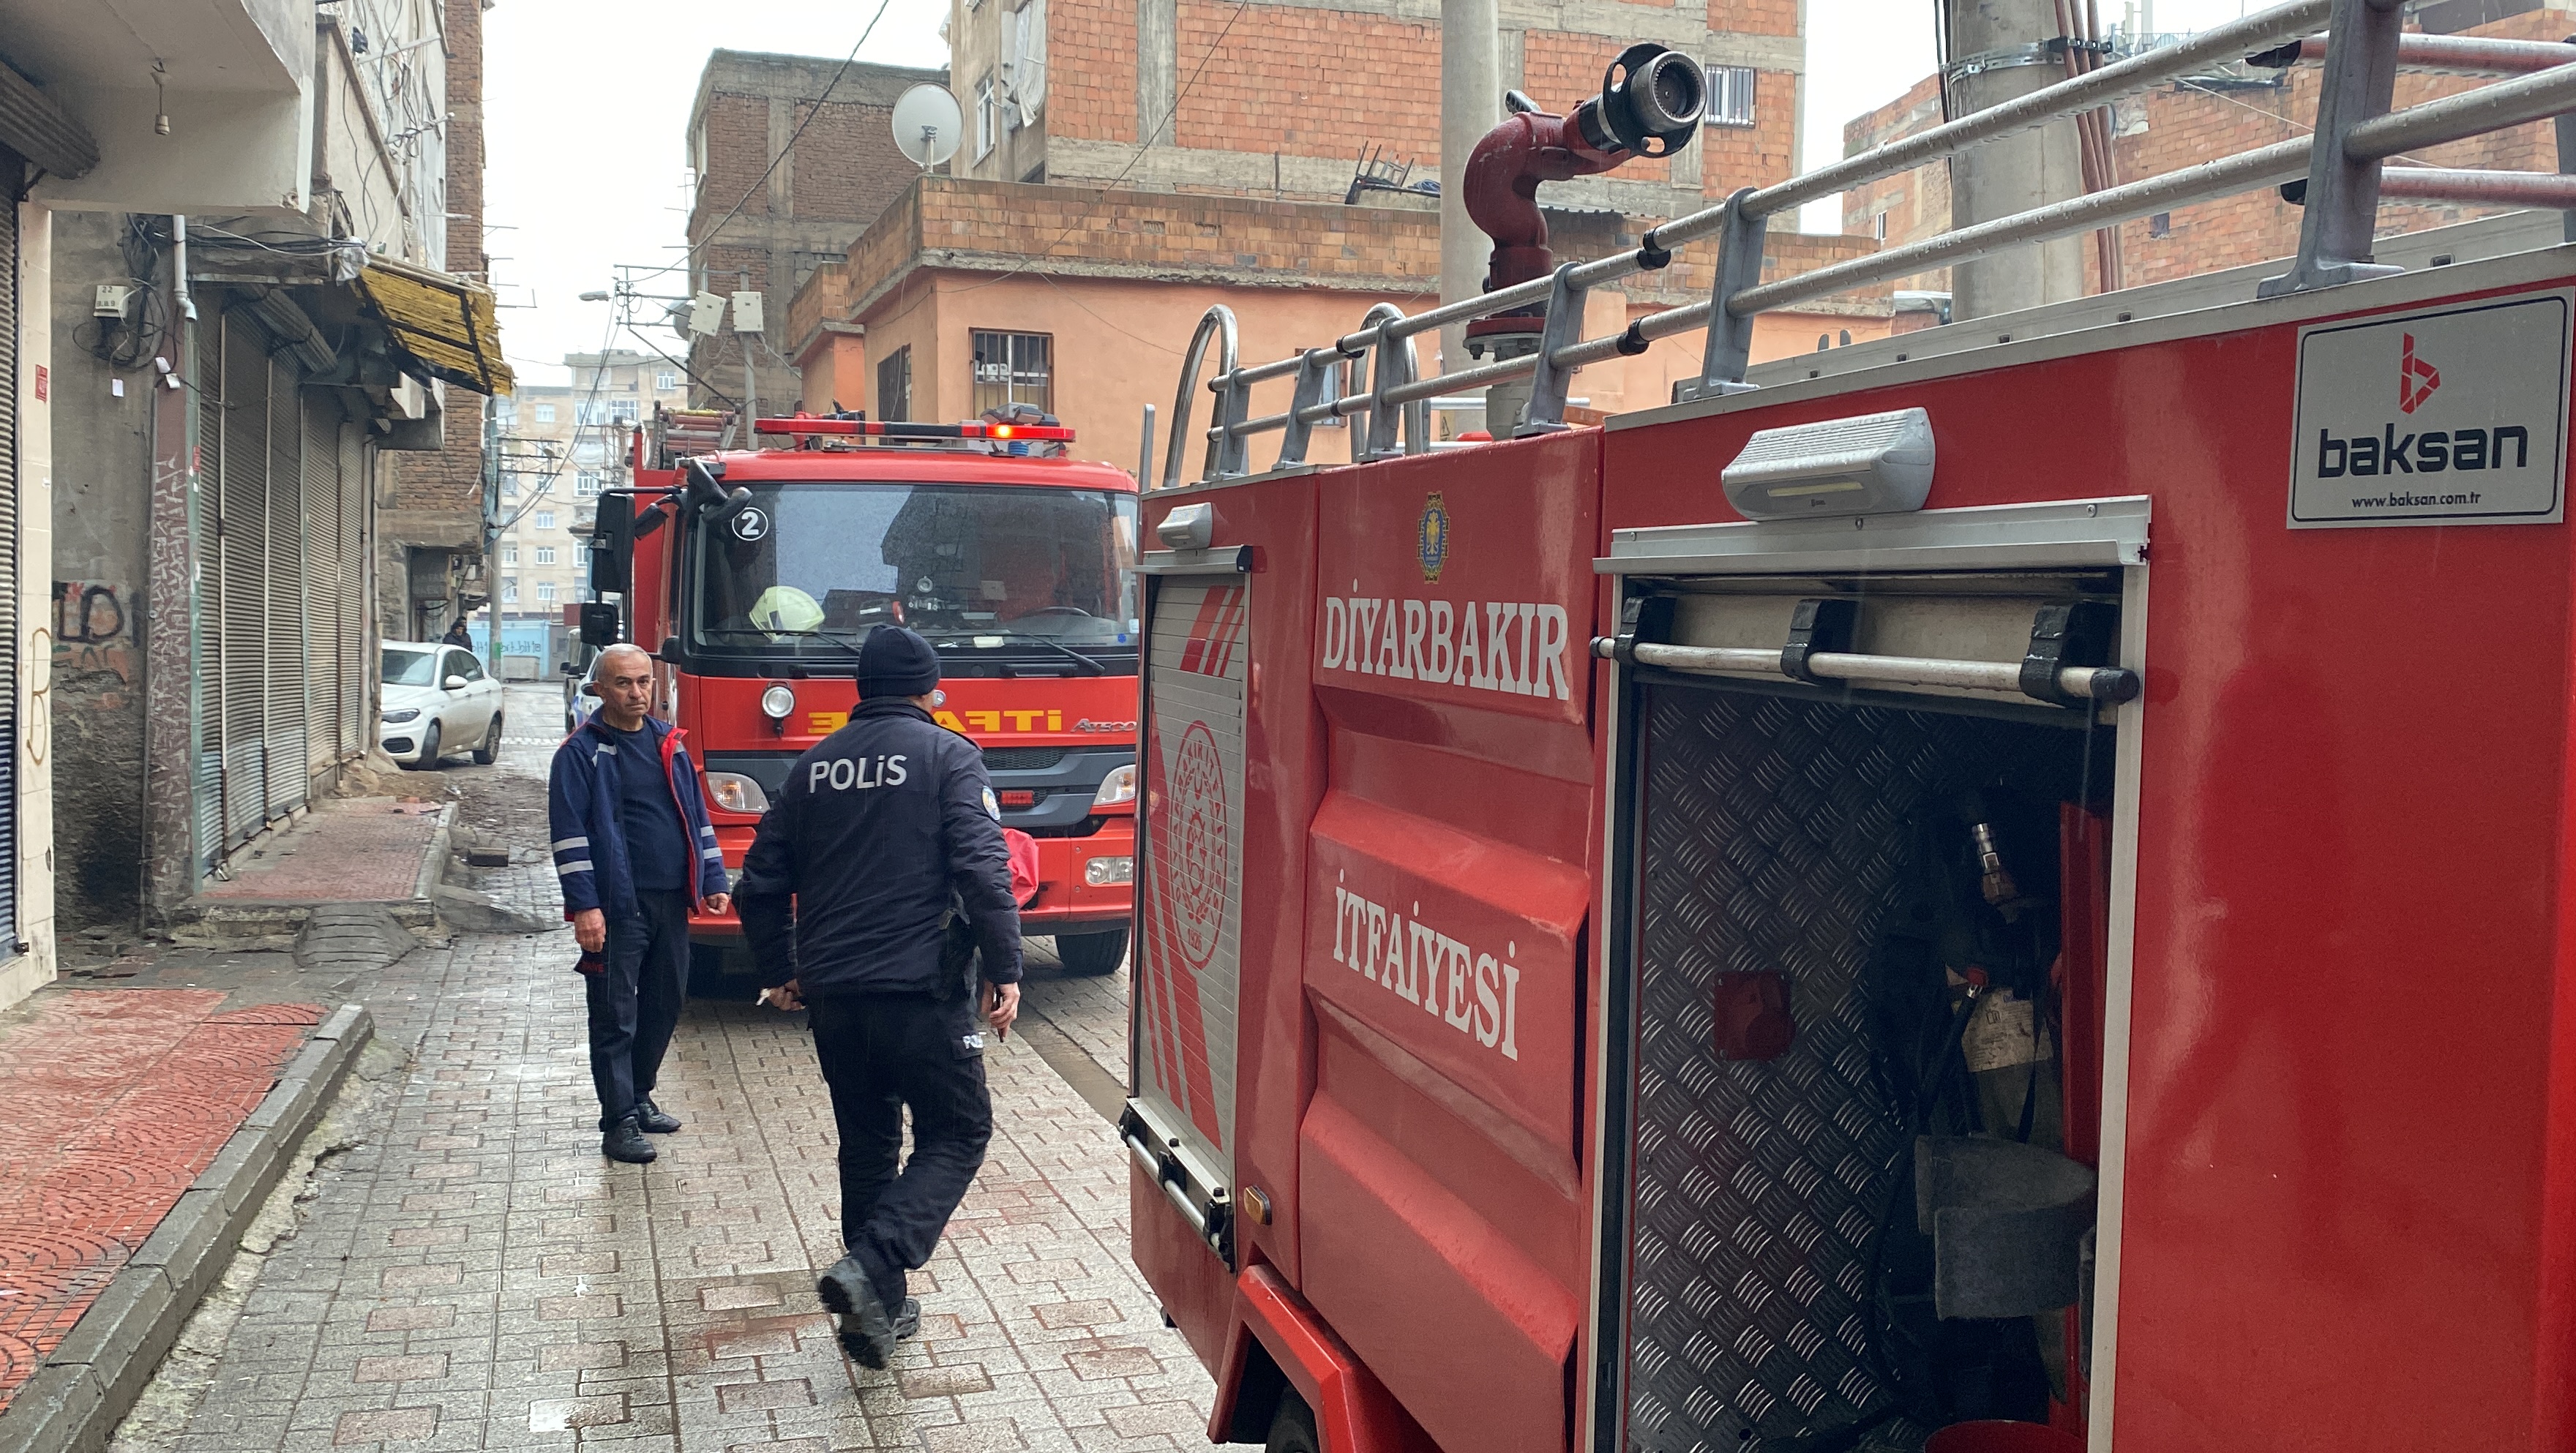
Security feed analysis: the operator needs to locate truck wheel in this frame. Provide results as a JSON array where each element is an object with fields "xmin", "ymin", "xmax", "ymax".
[
  {"xmin": 1265, "ymin": 1392, "xmax": 1321, "ymax": 1453},
  {"xmin": 1056, "ymin": 928, "xmax": 1128, "ymax": 977}
]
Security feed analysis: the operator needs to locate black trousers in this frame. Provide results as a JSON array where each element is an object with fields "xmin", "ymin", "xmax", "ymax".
[
  {"xmin": 807, "ymin": 992, "xmax": 993, "ymax": 1305},
  {"xmin": 585, "ymin": 890, "xmax": 691, "ymax": 1130}
]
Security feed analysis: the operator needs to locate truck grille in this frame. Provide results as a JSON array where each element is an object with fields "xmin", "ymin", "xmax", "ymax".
[{"xmin": 981, "ymin": 747, "xmax": 1067, "ymax": 771}]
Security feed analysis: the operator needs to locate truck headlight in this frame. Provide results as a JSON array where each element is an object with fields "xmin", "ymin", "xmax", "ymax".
[
  {"xmin": 1092, "ymin": 762, "xmax": 1137, "ymax": 808},
  {"xmin": 1085, "ymin": 855, "xmax": 1134, "ymax": 886},
  {"xmin": 760, "ymin": 683, "xmax": 795, "ymax": 721},
  {"xmin": 381, "ymin": 707, "xmax": 421, "ymax": 724},
  {"xmin": 705, "ymin": 772, "xmax": 769, "ymax": 813}
]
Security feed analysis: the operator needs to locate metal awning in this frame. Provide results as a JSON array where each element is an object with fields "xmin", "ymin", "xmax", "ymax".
[{"xmin": 356, "ymin": 257, "xmax": 514, "ymax": 397}]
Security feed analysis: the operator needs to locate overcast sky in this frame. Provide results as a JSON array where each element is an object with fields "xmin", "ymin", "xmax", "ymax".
[{"xmin": 485, "ymin": 0, "xmax": 2247, "ymax": 388}]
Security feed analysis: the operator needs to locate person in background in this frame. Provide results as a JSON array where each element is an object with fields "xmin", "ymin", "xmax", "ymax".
[
  {"xmin": 735, "ymin": 626, "xmax": 1022, "ymax": 1369},
  {"xmin": 547, "ymin": 643, "xmax": 732, "ymax": 1163},
  {"xmin": 441, "ymin": 616, "xmax": 473, "ymax": 647}
]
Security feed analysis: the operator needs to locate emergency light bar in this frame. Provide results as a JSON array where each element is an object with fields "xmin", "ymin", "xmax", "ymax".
[{"xmin": 752, "ymin": 417, "xmax": 1077, "ymax": 443}]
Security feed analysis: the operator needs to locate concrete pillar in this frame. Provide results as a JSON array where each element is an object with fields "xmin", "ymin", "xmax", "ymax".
[
  {"xmin": 1439, "ymin": 0, "xmax": 1501, "ymax": 381},
  {"xmin": 1944, "ymin": 0, "xmax": 2085, "ymax": 320}
]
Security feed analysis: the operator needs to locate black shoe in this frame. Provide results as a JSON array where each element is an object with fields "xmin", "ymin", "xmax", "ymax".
[
  {"xmin": 601, "ymin": 1116, "xmax": 656, "ymax": 1163},
  {"xmin": 894, "ymin": 1296, "xmax": 921, "ymax": 1340},
  {"xmin": 634, "ymin": 1095, "xmax": 681, "ymax": 1134},
  {"xmin": 817, "ymin": 1254, "xmax": 894, "ymax": 1369}
]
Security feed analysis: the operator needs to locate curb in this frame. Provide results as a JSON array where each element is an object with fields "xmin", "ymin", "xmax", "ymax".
[{"xmin": 0, "ymin": 1004, "xmax": 375, "ymax": 1453}]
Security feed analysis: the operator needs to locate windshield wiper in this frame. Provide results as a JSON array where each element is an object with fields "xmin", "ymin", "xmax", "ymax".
[{"xmin": 938, "ymin": 629, "xmax": 1108, "ymax": 676}]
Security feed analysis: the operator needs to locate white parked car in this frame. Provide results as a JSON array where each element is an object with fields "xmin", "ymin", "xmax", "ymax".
[{"xmin": 381, "ymin": 642, "xmax": 505, "ymax": 769}]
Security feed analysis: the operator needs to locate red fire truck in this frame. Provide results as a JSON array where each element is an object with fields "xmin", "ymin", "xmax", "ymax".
[
  {"xmin": 585, "ymin": 408, "xmax": 1142, "ymax": 985},
  {"xmin": 1122, "ymin": 7, "xmax": 2576, "ymax": 1451}
]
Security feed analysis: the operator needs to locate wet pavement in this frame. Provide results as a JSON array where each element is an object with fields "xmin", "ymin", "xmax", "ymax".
[{"xmin": 104, "ymin": 686, "xmax": 1207, "ymax": 1451}]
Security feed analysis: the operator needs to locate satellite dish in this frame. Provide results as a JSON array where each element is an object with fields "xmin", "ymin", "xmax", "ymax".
[{"xmin": 891, "ymin": 83, "xmax": 964, "ymax": 170}]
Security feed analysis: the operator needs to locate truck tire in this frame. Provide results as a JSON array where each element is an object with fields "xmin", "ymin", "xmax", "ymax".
[
  {"xmin": 1265, "ymin": 1392, "xmax": 1322, "ymax": 1453},
  {"xmin": 1056, "ymin": 928, "xmax": 1128, "ymax": 977}
]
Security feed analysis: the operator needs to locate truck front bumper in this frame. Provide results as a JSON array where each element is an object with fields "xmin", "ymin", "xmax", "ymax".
[{"xmin": 686, "ymin": 816, "xmax": 1137, "ymax": 938}]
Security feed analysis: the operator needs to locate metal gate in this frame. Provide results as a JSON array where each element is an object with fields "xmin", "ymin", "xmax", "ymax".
[
  {"xmin": 203, "ymin": 303, "xmax": 312, "ymax": 863},
  {"xmin": 1124, "ymin": 571, "xmax": 1249, "ymax": 1255},
  {"xmin": 0, "ymin": 151, "xmax": 21, "ymax": 942}
]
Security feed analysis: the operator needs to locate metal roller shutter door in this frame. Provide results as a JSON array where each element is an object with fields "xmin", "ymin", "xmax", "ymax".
[
  {"xmin": 0, "ymin": 156, "xmax": 20, "ymax": 938},
  {"xmin": 302, "ymin": 393, "xmax": 345, "ymax": 773},
  {"xmin": 263, "ymin": 362, "xmax": 307, "ymax": 814},
  {"xmin": 192, "ymin": 312, "xmax": 223, "ymax": 865},
  {"xmin": 215, "ymin": 315, "xmax": 270, "ymax": 849},
  {"xmin": 338, "ymin": 419, "xmax": 365, "ymax": 761}
]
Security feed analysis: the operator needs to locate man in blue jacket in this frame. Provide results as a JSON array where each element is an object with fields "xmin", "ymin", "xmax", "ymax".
[
  {"xmin": 548, "ymin": 643, "xmax": 731, "ymax": 1164},
  {"xmin": 735, "ymin": 626, "xmax": 1021, "ymax": 1369}
]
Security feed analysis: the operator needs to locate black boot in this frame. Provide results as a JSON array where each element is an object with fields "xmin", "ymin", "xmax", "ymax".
[
  {"xmin": 602, "ymin": 1115, "xmax": 656, "ymax": 1163},
  {"xmin": 634, "ymin": 1095, "xmax": 681, "ymax": 1134},
  {"xmin": 817, "ymin": 1254, "xmax": 895, "ymax": 1368}
]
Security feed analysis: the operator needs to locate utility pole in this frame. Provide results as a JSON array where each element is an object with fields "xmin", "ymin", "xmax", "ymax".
[
  {"xmin": 1439, "ymin": 0, "xmax": 1501, "ymax": 390},
  {"xmin": 1944, "ymin": 0, "xmax": 2087, "ymax": 320}
]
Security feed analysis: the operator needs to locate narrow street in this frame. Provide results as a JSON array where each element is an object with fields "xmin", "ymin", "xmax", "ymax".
[{"xmin": 106, "ymin": 686, "xmax": 1208, "ymax": 1452}]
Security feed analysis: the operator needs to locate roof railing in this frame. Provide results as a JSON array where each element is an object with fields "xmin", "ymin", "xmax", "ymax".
[{"xmin": 1154, "ymin": 0, "xmax": 2576, "ymax": 489}]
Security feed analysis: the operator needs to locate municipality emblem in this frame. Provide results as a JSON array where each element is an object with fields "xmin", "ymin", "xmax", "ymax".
[{"xmin": 1418, "ymin": 492, "xmax": 1450, "ymax": 582}]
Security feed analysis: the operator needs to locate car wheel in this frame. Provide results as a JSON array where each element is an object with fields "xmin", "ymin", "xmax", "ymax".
[
  {"xmin": 473, "ymin": 713, "xmax": 502, "ymax": 765},
  {"xmin": 1055, "ymin": 928, "xmax": 1128, "ymax": 977},
  {"xmin": 404, "ymin": 720, "xmax": 442, "ymax": 770},
  {"xmin": 1265, "ymin": 1392, "xmax": 1321, "ymax": 1453}
]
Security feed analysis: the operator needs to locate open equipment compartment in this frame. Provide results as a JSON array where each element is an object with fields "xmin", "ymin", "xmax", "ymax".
[{"xmin": 1590, "ymin": 502, "xmax": 2146, "ymax": 1453}]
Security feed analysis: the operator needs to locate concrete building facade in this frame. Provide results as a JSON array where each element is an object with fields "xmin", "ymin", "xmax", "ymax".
[{"xmin": 12, "ymin": 0, "xmax": 506, "ymax": 953}]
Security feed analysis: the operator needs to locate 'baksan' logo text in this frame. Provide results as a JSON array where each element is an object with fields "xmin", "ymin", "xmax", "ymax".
[
  {"xmin": 2401, "ymin": 332, "xmax": 2441, "ymax": 413},
  {"xmin": 2315, "ymin": 422, "xmax": 2530, "ymax": 478}
]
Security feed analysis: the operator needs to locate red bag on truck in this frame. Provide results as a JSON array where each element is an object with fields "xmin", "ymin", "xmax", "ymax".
[{"xmin": 1003, "ymin": 827, "xmax": 1040, "ymax": 909}]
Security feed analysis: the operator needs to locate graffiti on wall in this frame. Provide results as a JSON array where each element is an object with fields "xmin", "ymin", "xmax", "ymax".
[{"xmin": 53, "ymin": 581, "xmax": 134, "ymax": 707}]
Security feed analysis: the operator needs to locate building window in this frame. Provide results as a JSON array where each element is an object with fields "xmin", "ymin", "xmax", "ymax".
[
  {"xmin": 535, "ymin": 511, "xmax": 556, "ymax": 530},
  {"xmin": 502, "ymin": 579, "xmax": 520, "ymax": 604},
  {"xmin": 534, "ymin": 403, "xmax": 557, "ymax": 424},
  {"xmin": 655, "ymin": 370, "xmax": 678, "ymax": 391},
  {"xmin": 970, "ymin": 331, "xmax": 1052, "ymax": 416},
  {"xmin": 976, "ymin": 75, "xmax": 997, "ymax": 160},
  {"xmin": 575, "ymin": 472, "xmax": 601, "ymax": 498},
  {"xmin": 610, "ymin": 397, "xmax": 640, "ymax": 422},
  {"xmin": 502, "ymin": 545, "xmax": 519, "ymax": 566},
  {"xmin": 537, "ymin": 582, "xmax": 558, "ymax": 604},
  {"xmin": 2148, "ymin": 211, "xmax": 2172, "ymax": 238},
  {"xmin": 1874, "ymin": 211, "xmax": 1888, "ymax": 241},
  {"xmin": 1704, "ymin": 65, "xmax": 1757, "ymax": 127},
  {"xmin": 536, "ymin": 547, "xmax": 558, "ymax": 566},
  {"xmin": 502, "ymin": 473, "xmax": 520, "ymax": 498},
  {"xmin": 877, "ymin": 346, "xmax": 912, "ymax": 423}
]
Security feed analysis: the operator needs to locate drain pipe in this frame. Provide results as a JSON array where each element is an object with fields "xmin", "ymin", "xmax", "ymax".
[
  {"xmin": 171, "ymin": 214, "xmax": 197, "ymax": 321},
  {"xmin": 1462, "ymin": 45, "xmax": 1702, "ymax": 432}
]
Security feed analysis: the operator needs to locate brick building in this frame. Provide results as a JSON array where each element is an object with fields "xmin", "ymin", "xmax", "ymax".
[
  {"xmin": 684, "ymin": 51, "xmax": 947, "ymax": 418},
  {"xmin": 1841, "ymin": 7, "xmax": 2569, "ymax": 296},
  {"xmin": 379, "ymin": 0, "xmax": 498, "ymax": 644},
  {"xmin": 786, "ymin": 176, "xmax": 1889, "ymax": 478}
]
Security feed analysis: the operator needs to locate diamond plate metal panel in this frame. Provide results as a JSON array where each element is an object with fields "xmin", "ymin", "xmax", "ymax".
[{"xmin": 1618, "ymin": 686, "xmax": 2051, "ymax": 1452}]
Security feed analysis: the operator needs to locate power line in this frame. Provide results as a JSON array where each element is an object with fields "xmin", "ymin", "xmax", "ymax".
[{"xmin": 629, "ymin": 0, "xmax": 899, "ymax": 287}]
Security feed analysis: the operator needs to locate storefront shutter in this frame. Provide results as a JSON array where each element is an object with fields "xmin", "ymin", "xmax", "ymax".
[
  {"xmin": 192, "ymin": 309, "xmax": 224, "ymax": 866},
  {"xmin": 0, "ymin": 150, "xmax": 22, "ymax": 939},
  {"xmin": 215, "ymin": 312, "xmax": 272, "ymax": 849}
]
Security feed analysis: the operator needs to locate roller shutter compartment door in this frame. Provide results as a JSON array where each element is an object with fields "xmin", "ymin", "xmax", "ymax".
[
  {"xmin": 302, "ymin": 391, "xmax": 346, "ymax": 772},
  {"xmin": 214, "ymin": 315, "xmax": 272, "ymax": 849},
  {"xmin": 262, "ymin": 361, "xmax": 308, "ymax": 815},
  {"xmin": 1126, "ymin": 574, "xmax": 1248, "ymax": 1245}
]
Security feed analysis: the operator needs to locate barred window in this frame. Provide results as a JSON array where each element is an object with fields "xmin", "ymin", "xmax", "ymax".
[
  {"xmin": 1705, "ymin": 64, "xmax": 1757, "ymax": 127},
  {"xmin": 970, "ymin": 331, "xmax": 1052, "ymax": 416}
]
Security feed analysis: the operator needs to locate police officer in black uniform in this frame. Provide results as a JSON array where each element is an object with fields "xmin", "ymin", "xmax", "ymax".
[{"xmin": 734, "ymin": 626, "xmax": 1022, "ymax": 1369}]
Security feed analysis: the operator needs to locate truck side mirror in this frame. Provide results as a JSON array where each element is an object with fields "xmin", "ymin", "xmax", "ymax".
[{"xmin": 578, "ymin": 602, "xmax": 618, "ymax": 648}]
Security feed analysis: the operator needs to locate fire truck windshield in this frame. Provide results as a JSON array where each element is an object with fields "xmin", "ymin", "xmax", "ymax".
[{"xmin": 688, "ymin": 481, "xmax": 1140, "ymax": 666}]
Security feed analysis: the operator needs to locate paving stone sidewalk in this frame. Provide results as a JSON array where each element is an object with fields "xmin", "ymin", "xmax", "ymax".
[{"xmin": 146, "ymin": 923, "xmax": 1213, "ymax": 1452}]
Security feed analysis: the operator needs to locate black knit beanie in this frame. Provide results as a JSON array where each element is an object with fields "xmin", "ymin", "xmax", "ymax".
[{"xmin": 856, "ymin": 626, "xmax": 941, "ymax": 699}]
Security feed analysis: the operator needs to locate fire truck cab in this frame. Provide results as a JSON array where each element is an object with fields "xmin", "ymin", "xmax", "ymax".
[{"xmin": 591, "ymin": 412, "xmax": 1144, "ymax": 983}]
